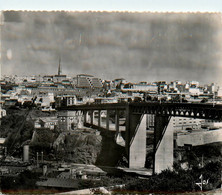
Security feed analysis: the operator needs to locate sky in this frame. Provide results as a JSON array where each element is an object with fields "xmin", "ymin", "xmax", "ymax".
[
  {"xmin": 1, "ymin": 0, "xmax": 222, "ymax": 12},
  {"xmin": 1, "ymin": 1, "xmax": 222, "ymax": 85}
]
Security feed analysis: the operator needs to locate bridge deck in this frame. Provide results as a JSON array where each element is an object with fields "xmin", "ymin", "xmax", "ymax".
[{"xmin": 59, "ymin": 102, "xmax": 222, "ymax": 120}]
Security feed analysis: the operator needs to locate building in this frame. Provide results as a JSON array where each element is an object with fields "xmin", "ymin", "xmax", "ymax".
[
  {"xmin": 202, "ymin": 120, "xmax": 222, "ymax": 130},
  {"xmin": 76, "ymin": 74, "xmax": 103, "ymax": 89},
  {"xmin": 146, "ymin": 115, "xmax": 203, "ymax": 132},
  {"xmin": 121, "ymin": 82, "xmax": 158, "ymax": 93},
  {"xmin": 34, "ymin": 117, "xmax": 58, "ymax": 130},
  {"xmin": 76, "ymin": 74, "xmax": 93, "ymax": 88},
  {"xmin": 35, "ymin": 92, "xmax": 55, "ymax": 111},
  {"xmin": 58, "ymin": 111, "xmax": 83, "ymax": 131},
  {"xmin": 172, "ymin": 117, "xmax": 203, "ymax": 132},
  {"xmin": 43, "ymin": 75, "xmax": 54, "ymax": 82},
  {"xmin": 4, "ymin": 98, "xmax": 18, "ymax": 107},
  {"xmin": 58, "ymin": 95, "xmax": 77, "ymax": 106}
]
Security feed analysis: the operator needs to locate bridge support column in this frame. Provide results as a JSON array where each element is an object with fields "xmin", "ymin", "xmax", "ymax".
[
  {"xmin": 77, "ymin": 111, "xmax": 83, "ymax": 128},
  {"xmin": 90, "ymin": 110, "xmax": 94, "ymax": 125},
  {"xmin": 126, "ymin": 105, "xmax": 146, "ymax": 168},
  {"xmin": 115, "ymin": 110, "xmax": 120, "ymax": 134},
  {"xmin": 154, "ymin": 116, "xmax": 173, "ymax": 174},
  {"xmin": 106, "ymin": 110, "xmax": 110, "ymax": 130},
  {"xmin": 98, "ymin": 110, "xmax": 101, "ymax": 127},
  {"xmin": 83, "ymin": 111, "xmax": 87, "ymax": 124},
  {"xmin": 86, "ymin": 111, "xmax": 91, "ymax": 123},
  {"xmin": 128, "ymin": 114, "xmax": 147, "ymax": 168}
]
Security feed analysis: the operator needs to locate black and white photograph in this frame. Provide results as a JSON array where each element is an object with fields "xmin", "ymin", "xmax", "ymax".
[{"xmin": 1, "ymin": 0, "xmax": 222, "ymax": 194}]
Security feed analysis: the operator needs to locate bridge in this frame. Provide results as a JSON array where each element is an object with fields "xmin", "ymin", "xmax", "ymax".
[{"xmin": 59, "ymin": 102, "xmax": 222, "ymax": 174}]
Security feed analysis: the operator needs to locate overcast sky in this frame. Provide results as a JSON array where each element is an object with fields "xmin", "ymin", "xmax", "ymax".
[
  {"xmin": 1, "ymin": 0, "xmax": 222, "ymax": 12},
  {"xmin": 1, "ymin": 1, "xmax": 222, "ymax": 85}
]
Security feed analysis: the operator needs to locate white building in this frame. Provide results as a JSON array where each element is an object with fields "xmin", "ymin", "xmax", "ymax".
[
  {"xmin": 172, "ymin": 117, "xmax": 203, "ymax": 132},
  {"xmin": 202, "ymin": 120, "xmax": 222, "ymax": 129},
  {"xmin": 189, "ymin": 87, "xmax": 202, "ymax": 96},
  {"xmin": 121, "ymin": 83, "xmax": 158, "ymax": 93},
  {"xmin": 35, "ymin": 92, "xmax": 55, "ymax": 110},
  {"xmin": 34, "ymin": 117, "xmax": 58, "ymax": 130}
]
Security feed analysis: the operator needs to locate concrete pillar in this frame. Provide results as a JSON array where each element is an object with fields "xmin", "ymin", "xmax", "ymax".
[
  {"xmin": 43, "ymin": 165, "xmax": 47, "ymax": 176},
  {"xmin": 106, "ymin": 110, "xmax": 110, "ymax": 130},
  {"xmin": 154, "ymin": 117, "xmax": 174, "ymax": 174},
  {"xmin": 90, "ymin": 110, "xmax": 94, "ymax": 125},
  {"xmin": 86, "ymin": 111, "xmax": 90, "ymax": 123},
  {"xmin": 41, "ymin": 151, "xmax": 44, "ymax": 163},
  {"xmin": 98, "ymin": 110, "xmax": 101, "ymax": 127},
  {"xmin": 129, "ymin": 114, "xmax": 147, "ymax": 168},
  {"xmin": 125, "ymin": 106, "xmax": 131, "ymax": 157},
  {"xmin": 77, "ymin": 111, "xmax": 83, "ymax": 129},
  {"xmin": 36, "ymin": 152, "xmax": 39, "ymax": 167},
  {"xmin": 83, "ymin": 111, "xmax": 87, "ymax": 124},
  {"xmin": 115, "ymin": 110, "xmax": 120, "ymax": 134}
]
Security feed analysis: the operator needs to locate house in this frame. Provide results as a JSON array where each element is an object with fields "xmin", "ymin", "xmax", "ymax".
[
  {"xmin": 35, "ymin": 92, "xmax": 55, "ymax": 110},
  {"xmin": 34, "ymin": 117, "xmax": 58, "ymax": 130},
  {"xmin": 5, "ymin": 98, "xmax": 18, "ymax": 107},
  {"xmin": 58, "ymin": 111, "xmax": 83, "ymax": 131}
]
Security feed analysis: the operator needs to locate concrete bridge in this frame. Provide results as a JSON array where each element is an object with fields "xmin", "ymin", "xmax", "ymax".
[{"xmin": 59, "ymin": 102, "xmax": 222, "ymax": 174}]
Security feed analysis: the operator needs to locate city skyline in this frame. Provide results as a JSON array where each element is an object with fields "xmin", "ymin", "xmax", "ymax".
[{"xmin": 1, "ymin": 11, "xmax": 222, "ymax": 85}]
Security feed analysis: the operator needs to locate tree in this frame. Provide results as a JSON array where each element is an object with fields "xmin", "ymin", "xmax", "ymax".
[{"xmin": 201, "ymin": 98, "xmax": 208, "ymax": 103}]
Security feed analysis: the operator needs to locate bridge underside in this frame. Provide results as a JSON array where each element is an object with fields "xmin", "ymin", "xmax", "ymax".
[
  {"xmin": 62, "ymin": 109, "xmax": 173, "ymax": 173},
  {"xmin": 59, "ymin": 102, "xmax": 222, "ymax": 174}
]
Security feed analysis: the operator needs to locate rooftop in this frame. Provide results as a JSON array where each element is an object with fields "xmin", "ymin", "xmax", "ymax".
[{"xmin": 36, "ymin": 178, "xmax": 78, "ymax": 188}]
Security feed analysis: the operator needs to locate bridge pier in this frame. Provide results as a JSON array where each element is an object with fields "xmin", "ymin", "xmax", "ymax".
[
  {"xmin": 153, "ymin": 116, "xmax": 173, "ymax": 174},
  {"xmin": 125, "ymin": 104, "xmax": 146, "ymax": 168},
  {"xmin": 128, "ymin": 114, "xmax": 147, "ymax": 168},
  {"xmin": 106, "ymin": 110, "xmax": 110, "ymax": 130},
  {"xmin": 98, "ymin": 110, "xmax": 101, "ymax": 127},
  {"xmin": 90, "ymin": 110, "xmax": 94, "ymax": 125},
  {"xmin": 86, "ymin": 111, "xmax": 90, "ymax": 123},
  {"xmin": 83, "ymin": 111, "xmax": 87, "ymax": 124},
  {"xmin": 125, "ymin": 109, "xmax": 174, "ymax": 173},
  {"xmin": 115, "ymin": 110, "xmax": 120, "ymax": 134},
  {"xmin": 77, "ymin": 111, "xmax": 83, "ymax": 128}
]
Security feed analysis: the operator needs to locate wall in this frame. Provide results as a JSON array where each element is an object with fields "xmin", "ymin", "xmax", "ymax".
[{"xmin": 177, "ymin": 129, "xmax": 222, "ymax": 146}]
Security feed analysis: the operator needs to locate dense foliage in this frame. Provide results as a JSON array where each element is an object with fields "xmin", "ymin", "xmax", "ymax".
[
  {"xmin": 124, "ymin": 161, "xmax": 222, "ymax": 193},
  {"xmin": 1, "ymin": 170, "xmax": 41, "ymax": 192}
]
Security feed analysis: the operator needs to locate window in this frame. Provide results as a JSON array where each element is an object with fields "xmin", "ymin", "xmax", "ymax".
[{"xmin": 61, "ymin": 117, "xmax": 66, "ymax": 122}]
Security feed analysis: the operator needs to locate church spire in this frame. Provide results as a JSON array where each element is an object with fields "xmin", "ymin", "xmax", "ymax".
[{"xmin": 58, "ymin": 57, "xmax": 61, "ymax": 76}]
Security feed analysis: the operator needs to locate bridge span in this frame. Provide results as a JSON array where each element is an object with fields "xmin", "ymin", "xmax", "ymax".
[{"xmin": 59, "ymin": 102, "xmax": 222, "ymax": 174}]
